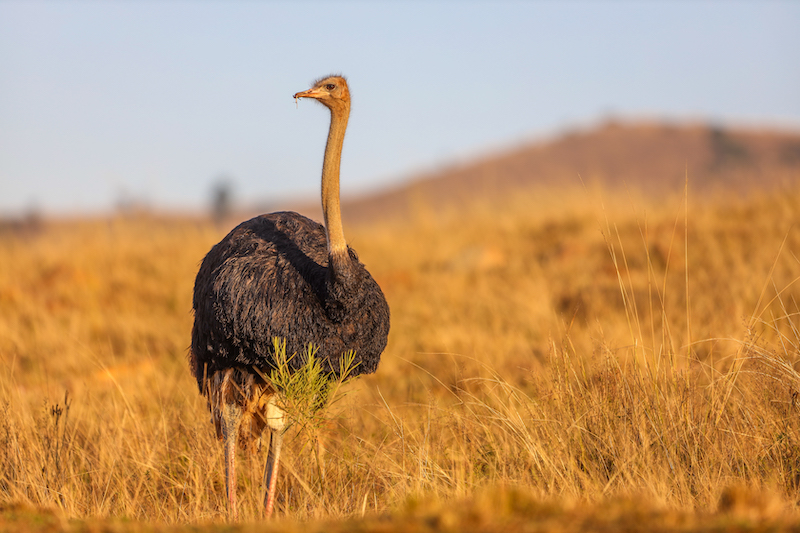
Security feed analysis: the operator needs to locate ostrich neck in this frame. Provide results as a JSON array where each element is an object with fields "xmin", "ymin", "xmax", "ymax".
[{"xmin": 321, "ymin": 106, "xmax": 349, "ymax": 256}]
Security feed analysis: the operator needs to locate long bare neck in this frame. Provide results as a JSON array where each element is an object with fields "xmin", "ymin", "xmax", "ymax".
[{"xmin": 321, "ymin": 104, "xmax": 349, "ymax": 256}]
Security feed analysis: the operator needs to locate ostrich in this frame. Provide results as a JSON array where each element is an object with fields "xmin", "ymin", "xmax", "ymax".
[{"xmin": 190, "ymin": 75, "xmax": 390, "ymax": 519}]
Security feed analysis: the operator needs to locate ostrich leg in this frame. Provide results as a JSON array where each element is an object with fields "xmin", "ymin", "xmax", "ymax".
[
  {"xmin": 263, "ymin": 395, "xmax": 286, "ymax": 517},
  {"xmin": 262, "ymin": 429, "xmax": 283, "ymax": 517},
  {"xmin": 220, "ymin": 402, "xmax": 243, "ymax": 521}
]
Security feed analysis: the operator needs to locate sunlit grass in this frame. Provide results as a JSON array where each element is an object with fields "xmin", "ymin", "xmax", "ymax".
[{"xmin": 1, "ymin": 184, "xmax": 800, "ymax": 528}]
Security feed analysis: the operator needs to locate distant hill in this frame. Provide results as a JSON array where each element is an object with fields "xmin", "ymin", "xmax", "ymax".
[{"xmin": 335, "ymin": 121, "xmax": 800, "ymax": 222}]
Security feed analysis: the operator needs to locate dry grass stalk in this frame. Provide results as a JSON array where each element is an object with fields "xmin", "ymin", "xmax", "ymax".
[{"xmin": 0, "ymin": 185, "xmax": 799, "ymax": 524}]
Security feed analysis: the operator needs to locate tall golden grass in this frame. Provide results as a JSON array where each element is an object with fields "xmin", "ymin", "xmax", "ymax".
[{"xmin": 1, "ymin": 183, "xmax": 799, "ymax": 526}]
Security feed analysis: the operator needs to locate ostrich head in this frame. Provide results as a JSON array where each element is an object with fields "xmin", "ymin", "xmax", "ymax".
[{"xmin": 294, "ymin": 75, "xmax": 350, "ymax": 113}]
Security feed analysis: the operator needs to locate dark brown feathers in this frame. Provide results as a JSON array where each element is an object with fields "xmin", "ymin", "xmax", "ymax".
[{"xmin": 190, "ymin": 211, "xmax": 390, "ymax": 390}]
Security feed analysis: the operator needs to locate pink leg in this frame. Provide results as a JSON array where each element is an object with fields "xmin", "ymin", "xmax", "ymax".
[
  {"xmin": 263, "ymin": 429, "xmax": 283, "ymax": 517},
  {"xmin": 221, "ymin": 403, "xmax": 242, "ymax": 521}
]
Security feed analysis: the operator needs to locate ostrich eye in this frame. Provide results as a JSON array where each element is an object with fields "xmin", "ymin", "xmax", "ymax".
[{"xmin": 325, "ymin": 84, "xmax": 336, "ymax": 90}]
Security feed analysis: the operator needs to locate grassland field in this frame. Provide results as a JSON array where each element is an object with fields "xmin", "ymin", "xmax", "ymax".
[{"xmin": 2, "ymin": 182, "xmax": 800, "ymax": 531}]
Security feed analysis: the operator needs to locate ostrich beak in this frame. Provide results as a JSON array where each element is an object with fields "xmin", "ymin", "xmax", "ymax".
[{"xmin": 293, "ymin": 88, "xmax": 324, "ymax": 100}]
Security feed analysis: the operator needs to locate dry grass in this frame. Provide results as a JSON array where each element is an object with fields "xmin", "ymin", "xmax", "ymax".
[{"xmin": 1, "ymin": 183, "xmax": 800, "ymax": 529}]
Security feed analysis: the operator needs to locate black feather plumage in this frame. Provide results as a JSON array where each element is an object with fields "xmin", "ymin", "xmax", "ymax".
[{"xmin": 190, "ymin": 211, "xmax": 390, "ymax": 389}]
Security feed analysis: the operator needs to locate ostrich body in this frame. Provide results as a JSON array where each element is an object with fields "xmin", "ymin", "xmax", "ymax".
[{"xmin": 190, "ymin": 75, "xmax": 390, "ymax": 519}]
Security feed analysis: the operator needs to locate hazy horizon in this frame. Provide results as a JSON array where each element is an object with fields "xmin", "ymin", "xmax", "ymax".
[{"xmin": 2, "ymin": 1, "xmax": 799, "ymax": 216}]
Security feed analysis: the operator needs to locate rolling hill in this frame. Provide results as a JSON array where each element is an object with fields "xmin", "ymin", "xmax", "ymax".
[{"xmin": 335, "ymin": 120, "xmax": 800, "ymax": 222}]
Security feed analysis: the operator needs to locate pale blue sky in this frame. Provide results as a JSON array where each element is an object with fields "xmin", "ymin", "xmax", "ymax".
[{"xmin": 1, "ymin": 1, "xmax": 799, "ymax": 215}]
